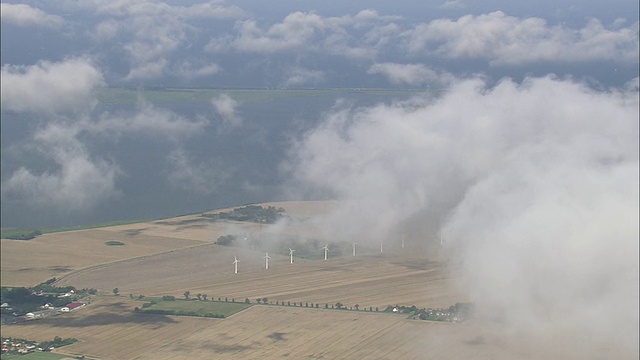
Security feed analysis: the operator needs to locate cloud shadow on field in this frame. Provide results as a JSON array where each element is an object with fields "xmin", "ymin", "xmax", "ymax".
[
  {"xmin": 392, "ymin": 259, "xmax": 430, "ymax": 270},
  {"xmin": 33, "ymin": 311, "xmax": 178, "ymax": 328},
  {"xmin": 155, "ymin": 218, "xmax": 212, "ymax": 226},
  {"xmin": 175, "ymin": 223, "xmax": 209, "ymax": 231},
  {"xmin": 121, "ymin": 228, "xmax": 149, "ymax": 236},
  {"xmin": 464, "ymin": 335, "xmax": 487, "ymax": 346},
  {"xmin": 267, "ymin": 332, "xmax": 288, "ymax": 341},
  {"xmin": 49, "ymin": 266, "xmax": 74, "ymax": 272},
  {"xmin": 200, "ymin": 341, "xmax": 255, "ymax": 353}
]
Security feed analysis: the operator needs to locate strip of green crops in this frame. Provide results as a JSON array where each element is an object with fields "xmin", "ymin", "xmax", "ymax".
[
  {"xmin": 1, "ymin": 219, "xmax": 146, "ymax": 239},
  {"xmin": 137, "ymin": 298, "xmax": 252, "ymax": 318}
]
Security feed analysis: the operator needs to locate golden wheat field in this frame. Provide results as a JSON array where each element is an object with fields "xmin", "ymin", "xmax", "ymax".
[
  {"xmin": 3, "ymin": 296, "xmax": 630, "ymax": 360},
  {"xmin": 1, "ymin": 201, "xmax": 636, "ymax": 359}
]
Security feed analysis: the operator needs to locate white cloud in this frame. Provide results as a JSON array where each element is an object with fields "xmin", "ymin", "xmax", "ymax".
[
  {"xmin": 1, "ymin": 100, "xmax": 211, "ymax": 215},
  {"xmin": 367, "ymin": 63, "xmax": 453, "ymax": 85},
  {"xmin": 439, "ymin": 0, "xmax": 466, "ymax": 10},
  {"xmin": 79, "ymin": 0, "xmax": 242, "ymax": 81},
  {"xmin": 69, "ymin": 0, "xmax": 243, "ymax": 18},
  {"xmin": 211, "ymin": 94, "xmax": 242, "ymax": 128},
  {"xmin": 285, "ymin": 75, "xmax": 638, "ymax": 352},
  {"xmin": 231, "ymin": 12, "xmax": 327, "ymax": 53},
  {"xmin": 124, "ymin": 59, "xmax": 168, "ymax": 81},
  {"xmin": 283, "ymin": 67, "xmax": 325, "ymax": 87},
  {"xmin": 173, "ymin": 62, "xmax": 221, "ymax": 79},
  {"xmin": 2, "ymin": 122, "xmax": 120, "ymax": 213},
  {"xmin": 91, "ymin": 101, "xmax": 210, "ymax": 138},
  {"xmin": 92, "ymin": 19, "xmax": 120, "ymax": 40},
  {"xmin": 406, "ymin": 11, "xmax": 639, "ymax": 65},
  {"xmin": 206, "ymin": 9, "xmax": 637, "ymax": 69},
  {"xmin": 0, "ymin": 58, "xmax": 104, "ymax": 113},
  {"xmin": 0, "ymin": 3, "xmax": 65, "ymax": 28},
  {"xmin": 166, "ymin": 148, "xmax": 229, "ymax": 195},
  {"xmin": 207, "ymin": 9, "xmax": 400, "ymax": 59},
  {"xmin": 444, "ymin": 155, "xmax": 638, "ymax": 349}
]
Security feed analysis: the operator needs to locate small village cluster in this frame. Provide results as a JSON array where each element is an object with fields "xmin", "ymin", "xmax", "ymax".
[
  {"xmin": 2, "ymin": 338, "xmax": 48, "ymax": 355},
  {"xmin": 1, "ymin": 300, "xmax": 87, "ymax": 324},
  {"xmin": 1, "ymin": 286, "xmax": 91, "ymax": 325},
  {"xmin": 1, "ymin": 336, "xmax": 77, "ymax": 355},
  {"xmin": 386, "ymin": 303, "xmax": 475, "ymax": 322}
]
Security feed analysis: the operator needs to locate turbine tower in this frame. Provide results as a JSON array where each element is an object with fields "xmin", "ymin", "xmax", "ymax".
[
  {"xmin": 352, "ymin": 242, "xmax": 357, "ymax": 256},
  {"xmin": 380, "ymin": 241, "xmax": 383, "ymax": 253},
  {"xmin": 401, "ymin": 234, "xmax": 405, "ymax": 248},
  {"xmin": 233, "ymin": 255, "xmax": 239, "ymax": 274},
  {"xmin": 323, "ymin": 244, "xmax": 329, "ymax": 260},
  {"xmin": 264, "ymin": 252, "xmax": 271, "ymax": 270},
  {"xmin": 289, "ymin": 247, "xmax": 295, "ymax": 264}
]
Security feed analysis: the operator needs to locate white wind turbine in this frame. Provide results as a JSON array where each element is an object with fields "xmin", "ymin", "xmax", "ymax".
[
  {"xmin": 289, "ymin": 247, "xmax": 296, "ymax": 264},
  {"xmin": 233, "ymin": 255, "xmax": 239, "ymax": 274},
  {"xmin": 323, "ymin": 244, "xmax": 329, "ymax": 260},
  {"xmin": 352, "ymin": 242, "xmax": 357, "ymax": 256},
  {"xmin": 380, "ymin": 240, "xmax": 383, "ymax": 253},
  {"xmin": 264, "ymin": 252, "xmax": 271, "ymax": 270},
  {"xmin": 401, "ymin": 234, "xmax": 405, "ymax": 248}
]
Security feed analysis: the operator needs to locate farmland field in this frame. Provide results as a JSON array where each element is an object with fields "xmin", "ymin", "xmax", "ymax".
[
  {"xmin": 1, "ymin": 201, "xmax": 322, "ymax": 287},
  {"xmin": 2, "ymin": 298, "xmax": 631, "ymax": 360},
  {"xmin": 1, "ymin": 201, "xmax": 636, "ymax": 359}
]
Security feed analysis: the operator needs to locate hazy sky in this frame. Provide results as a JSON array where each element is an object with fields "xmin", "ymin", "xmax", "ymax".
[
  {"xmin": 1, "ymin": 1, "xmax": 638, "ymax": 225},
  {"xmin": 1, "ymin": 1, "xmax": 638, "ymax": 355}
]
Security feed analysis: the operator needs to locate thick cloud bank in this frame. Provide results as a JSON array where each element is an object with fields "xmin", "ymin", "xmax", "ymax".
[
  {"xmin": 1, "ymin": 58, "xmax": 104, "ymax": 113},
  {"xmin": 286, "ymin": 76, "xmax": 638, "ymax": 352},
  {"xmin": 2, "ymin": 122, "xmax": 121, "ymax": 213}
]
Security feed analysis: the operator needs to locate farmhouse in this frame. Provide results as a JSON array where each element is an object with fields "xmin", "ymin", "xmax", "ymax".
[
  {"xmin": 58, "ymin": 290, "xmax": 75, "ymax": 298},
  {"xmin": 60, "ymin": 302, "xmax": 85, "ymax": 312}
]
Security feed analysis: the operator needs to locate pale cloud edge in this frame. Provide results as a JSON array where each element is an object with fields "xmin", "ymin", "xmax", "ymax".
[
  {"xmin": 283, "ymin": 75, "xmax": 639, "ymax": 352},
  {"xmin": 0, "ymin": 3, "xmax": 65, "ymax": 28}
]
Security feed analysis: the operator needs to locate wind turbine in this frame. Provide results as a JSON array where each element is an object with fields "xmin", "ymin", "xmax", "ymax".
[
  {"xmin": 401, "ymin": 234, "xmax": 405, "ymax": 248},
  {"xmin": 323, "ymin": 244, "xmax": 329, "ymax": 260},
  {"xmin": 264, "ymin": 252, "xmax": 271, "ymax": 270},
  {"xmin": 440, "ymin": 234, "xmax": 443, "ymax": 246},
  {"xmin": 289, "ymin": 247, "xmax": 295, "ymax": 264},
  {"xmin": 352, "ymin": 242, "xmax": 357, "ymax": 256},
  {"xmin": 380, "ymin": 241, "xmax": 383, "ymax": 253},
  {"xmin": 233, "ymin": 255, "xmax": 239, "ymax": 274}
]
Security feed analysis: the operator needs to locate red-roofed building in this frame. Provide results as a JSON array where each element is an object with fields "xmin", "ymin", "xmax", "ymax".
[{"xmin": 60, "ymin": 302, "xmax": 85, "ymax": 312}]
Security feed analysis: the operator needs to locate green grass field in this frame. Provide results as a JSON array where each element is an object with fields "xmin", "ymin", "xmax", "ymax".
[
  {"xmin": 138, "ymin": 298, "xmax": 252, "ymax": 318},
  {"xmin": 0, "ymin": 352, "xmax": 73, "ymax": 360}
]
